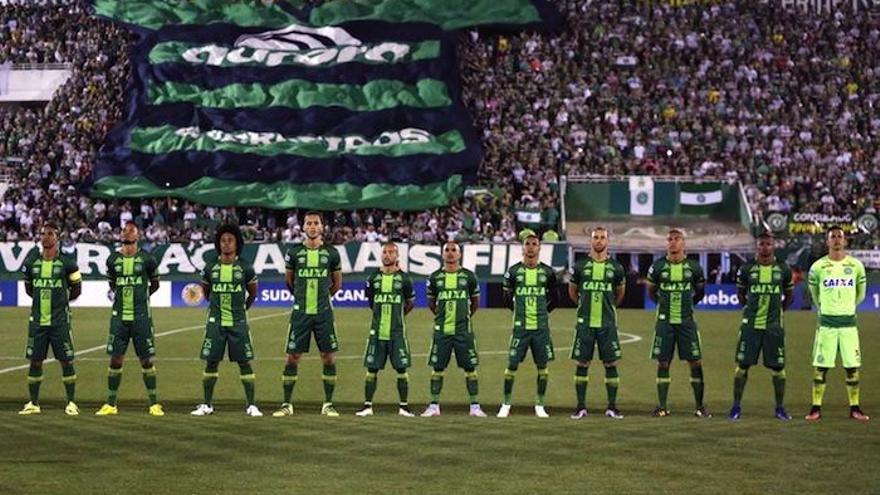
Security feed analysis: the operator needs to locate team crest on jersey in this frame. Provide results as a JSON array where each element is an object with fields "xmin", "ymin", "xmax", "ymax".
[
  {"xmin": 373, "ymin": 281, "xmax": 381, "ymax": 289},
  {"xmin": 298, "ymin": 256, "xmax": 306, "ymax": 265},
  {"xmin": 516, "ymin": 275, "xmax": 523, "ymax": 282},
  {"xmin": 684, "ymin": 269, "xmax": 692, "ymax": 279},
  {"xmin": 321, "ymin": 255, "xmax": 328, "ymax": 264},
  {"xmin": 135, "ymin": 262, "xmax": 143, "ymax": 272},
  {"xmin": 605, "ymin": 271, "xmax": 614, "ymax": 280},
  {"xmin": 844, "ymin": 267, "xmax": 853, "ymax": 275},
  {"xmin": 459, "ymin": 278, "xmax": 467, "ymax": 287},
  {"xmin": 53, "ymin": 266, "xmax": 62, "ymax": 276},
  {"xmin": 773, "ymin": 272, "xmax": 781, "ymax": 281},
  {"xmin": 394, "ymin": 281, "xmax": 402, "ymax": 290},
  {"xmin": 660, "ymin": 271, "xmax": 668, "ymax": 280},
  {"xmin": 234, "ymin": 271, "xmax": 242, "ymax": 281},
  {"xmin": 539, "ymin": 274, "xmax": 547, "ymax": 284}
]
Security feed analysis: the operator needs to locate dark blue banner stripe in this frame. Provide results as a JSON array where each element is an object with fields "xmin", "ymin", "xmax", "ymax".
[
  {"xmin": 96, "ymin": 147, "xmax": 480, "ymax": 188},
  {"xmin": 148, "ymin": 55, "xmax": 450, "ymax": 88},
  {"xmin": 117, "ymin": 105, "xmax": 469, "ymax": 138}
]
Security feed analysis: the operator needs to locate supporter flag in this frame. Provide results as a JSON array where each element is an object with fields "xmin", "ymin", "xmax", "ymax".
[
  {"xmin": 87, "ymin": 0, "xmax": 559, "ymax": 210},
  {"xmin": 629, "ymin": 175, "xmax": 654, "ymax": 216},
  {"xmin": 679, "ymin": 182, "xmax": 724, "ymax": 213}
]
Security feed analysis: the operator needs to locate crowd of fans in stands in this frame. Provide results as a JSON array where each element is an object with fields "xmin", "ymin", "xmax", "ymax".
[{"xmin": 0, "ymin": 0, "xmax": 878, "ymax": 248}]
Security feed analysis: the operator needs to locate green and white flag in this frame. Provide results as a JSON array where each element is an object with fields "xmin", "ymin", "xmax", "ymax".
[
  {"xmin": 629, "ymin": 176, "xmax": 654, "ymax": 216},
  {"xmin": 680, "ymin": 182, "xmax": 723, "ymax": 213}
]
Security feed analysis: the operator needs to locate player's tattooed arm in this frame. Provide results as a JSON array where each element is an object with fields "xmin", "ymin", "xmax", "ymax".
[{"xmin": 470, "ymin": 294, "xmax": 479, "ymax": 316}]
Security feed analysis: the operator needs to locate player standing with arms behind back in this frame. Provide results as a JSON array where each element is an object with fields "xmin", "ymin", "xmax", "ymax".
[
  {"xmin": 728, "ymin": 232, "xmax": 793, "ymax": 421},
  {"xmin": 18, "ymin": 223, "xmax": 82, "ymax": 416},
  {"xmin": 497, "ymin": 234, "xmax": 558, "ymax": 418},
  {"xmin": 568, "ymin": 227, "xmax": 626, "ymax": 420},
  {"xmin": 191, "ymin": 224, "xmax": 261, "ymax": 417},
  {"xmin": 647, "ymin": 229, "xmax": 709, "ymax": 418},
  {"xmin": 96, "ymin": 221, "xmax": 164, "ymax": 416},
  {"xmin": 806, "ymin": 226, "xmax": 869, "ymax": 421},
  {"xmin": 355, "ymin": 242, "xmax": 416, "ymax": 417},
  {"xmin": 274, "ymin": 211, "xmax": 342, "ymax": 417},
  {"xmin": 421, "ymin": 241, "xmax": 486, "ymax": 417}
]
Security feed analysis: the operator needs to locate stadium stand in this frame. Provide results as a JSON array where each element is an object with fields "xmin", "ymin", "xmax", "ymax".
[{"xmin": 0, "ymin": 0, "xmax": 877, "ymax": 253}]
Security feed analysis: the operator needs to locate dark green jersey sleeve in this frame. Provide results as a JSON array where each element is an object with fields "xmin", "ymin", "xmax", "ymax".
[
  {"xmin": 467, "ymin": 269, "xmax": 480, "ymax": 297},
  {"xmin": 736, "ymin": 261, "xmax": 750, "ymax": 290},
  {"xmin": 544, "ymin": 264, "xmax": 558, "ymax": 312},
  {"xmin": 106, "ymin": 252, "xmax": 118, "ymax": 282},
  {"xmin": 426, "ymin": 272, "xmax": 438, "ymax": 299},
  {"xmin": 243, "ymin": 262, "xmax": 257, "ymax": 284},
  {"xmin": 144, "ymin": 252, "xmax": 159, "ymax": 280},
  {"xmin": 613, "ymin": 260, "xmax": 626, "ymax": 287},
  {"xmin": 284, "ymin": 245, "xmax": 298, "ymax": 271},
  {"xmin": 201, "ymin": 259, "xmax": 214, "ymax": 285},
  {"xmin": 402, "ymin": 272, "xmax": 415, "ymax": 300},
  {"xmin": 21, "ymin": 251, "xmax": 36, "ymax": 283},
  {"xmin": 647, "ymin": 259, "xmax": 662, "ymax": 285},
  {"xmin": 329, "ymin": 246, "xmax": 341, "ymax": 272},
  {"xmin": 502, "ymin": 264, "xmax": 516, "ymax": 293},
  {"xmin": 690, "ymin": 259, "xmax": 705, "ymax": 285},
  {"xmin": 781, "ymin": 262, "xmax": 793, "ymax": 291},
  {"xmin": 63, "ymin": 254, "xmax": 81, "ymax": 286}
]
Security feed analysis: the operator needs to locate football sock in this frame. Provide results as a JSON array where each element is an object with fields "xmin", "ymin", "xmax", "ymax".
[
  {"xmin": 282, "ymin": 364, "xmax": 298, "ymax": 404},
  {"xmin": 142, "ymin": 364, "xmax": 158, "ymax": 405},
  {"xmin": 27, "ymin": 365, "xmax": 43, "ymax": 404},
  {"xmin": 604, "ymin": 366, "xmax": 619, "ymax": 408},
  {"xmin": 203, "ymin": 362, "xmax": 219, "ymax": 406},
  {"xmin": 536, "ymin": 368, "xmax": 549, "ymax": 406},
  {"xmin": 657, "ymin": 367, "xmax": 671, "ymax": 409},
  {"xmin": 575, "ymin": 366, "xmax": 589, "ymax": 408},
  {"xmin": 239, "ymin": 363, "xmax": 256, "ymax": 406},
  {"xmin": 322, "ymin": 364, "xmax": 337, "ymax": 403},
  {"xmin": 107, "ymin": 365, "xmax": 123, "ymax": 406},
  {"xmin": 733, "ymin": 366, "xmax": 749, "ymax": 407}
]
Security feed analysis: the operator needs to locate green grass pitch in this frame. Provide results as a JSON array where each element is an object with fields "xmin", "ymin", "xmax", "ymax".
[{"xmin": 0, "ymin": 307, "xmax": 877, "ymax": 494}]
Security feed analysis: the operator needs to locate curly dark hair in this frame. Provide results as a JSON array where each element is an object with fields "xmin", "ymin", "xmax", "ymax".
[{"xmin": 214, "ymin": 223, "xmax": 244, "ymax": 256}]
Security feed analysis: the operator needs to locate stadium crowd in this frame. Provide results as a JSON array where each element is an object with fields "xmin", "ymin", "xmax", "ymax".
[{"xmin": 0, "ymin": 0, "xmax": 878, "ymax": 248}]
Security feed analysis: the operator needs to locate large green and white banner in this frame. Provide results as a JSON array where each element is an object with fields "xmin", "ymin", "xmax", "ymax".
[{"xmin": 88, "ymin": 0, "xmax": 559, "ymax": 210}]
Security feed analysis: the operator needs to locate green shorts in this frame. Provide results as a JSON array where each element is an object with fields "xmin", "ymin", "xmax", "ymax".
[
  {"xmin": 735, "ymin": 325, "xmax": 784, "ymax": 368},
  {"xmin": 428, "ymin": 331, "xmax": 479, "ymax": 370},
  {"xmin": 200, "ymin": 320, "xmax": 254, "ymax": 362},
  {"xmin": 570, "ymin": 323, "xmax": 621, "ymax": 363},
  {"xmin": 26, "ymin": 323, "xmax": 75, "ymax": 361},
  {"xmin": 363, "ymin": 333, "xmax": 411, "ymax": 370},
  {"xmin": 650, "ymin": 320, "xmax": 702, "ymax": 362},
  {"xmin": 508, "ymin": 328, "xmax": 555, "ymax": 367},
  {"xmin": 812, "ymin": 326, "xmax": 861, "ymax": 368},
  {"xmin": 106, "ymin": 316, "xmax": 156, "ymax": 359},
  {"xmin": 286, "ymin": 309, "xmax": 338, "ymax": 354}
]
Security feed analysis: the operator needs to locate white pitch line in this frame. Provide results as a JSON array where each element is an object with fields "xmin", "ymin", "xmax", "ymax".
[
  {"xmin": 0, "ymin": 311, "xmax": 290, "ymax": 375},
  {"xmin": 0, "ymin": 332, "xmax": 642, "ymax": 364}
]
